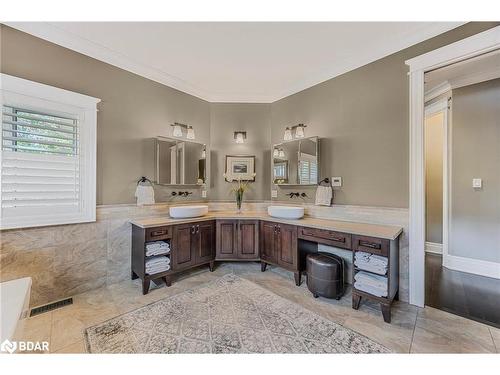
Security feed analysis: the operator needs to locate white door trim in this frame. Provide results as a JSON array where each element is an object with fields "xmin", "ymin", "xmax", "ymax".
[
  {"xmin": 425, "ymin": 98, "xmax": 449, "ymax": 267},
  {"xmin": 406, "ymin": 26, "xmax": 500, "ymax": 307}
]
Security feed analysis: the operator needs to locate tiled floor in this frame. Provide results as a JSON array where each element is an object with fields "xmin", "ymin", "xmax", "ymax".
[{"xmin": 14, "ymin": 262, "xmax": 500, "ymax": 354}]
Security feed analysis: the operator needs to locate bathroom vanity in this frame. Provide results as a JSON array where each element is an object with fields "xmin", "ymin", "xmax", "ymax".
[{"xmin": 131, "ymin": 212, "xmax": 402, "ymax": 323}]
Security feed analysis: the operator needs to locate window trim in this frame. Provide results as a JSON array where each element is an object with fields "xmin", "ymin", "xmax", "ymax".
[{"xmin": 1, "ymin": 74, "xmax": 100, "ymax": 229}]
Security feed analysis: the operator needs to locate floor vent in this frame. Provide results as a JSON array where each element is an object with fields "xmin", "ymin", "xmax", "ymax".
[{"xmin": 30, "ymin": 297, "xmax": 73, "ymax": 317}]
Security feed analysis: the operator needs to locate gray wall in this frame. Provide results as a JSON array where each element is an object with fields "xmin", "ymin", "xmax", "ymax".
[
  {"xmin": 449, "ymin": 79, "xmax": 500, "ymax": 263},
  {"xmin": 209, "ymin": 103, "xmax": 271, "ymax": 201},
  {"xmin": 425, "ymin": 112, "xmax": 444, "ymax": 244},
  {"xmin": 269, "ymin": 22, "xmax": 499, "ymax": 208},
  {"xmin": 2, "ymin": 23, "xmax": 498, "ymax": 207},
  {"xmin": 0, "ymin": 25, "xmax": 210, "ymax": 205}
]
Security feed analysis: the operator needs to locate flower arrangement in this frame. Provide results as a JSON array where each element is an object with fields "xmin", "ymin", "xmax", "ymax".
[{"xmin": 223, "ymin": 173, "xmax": 256, "ymax": 212}]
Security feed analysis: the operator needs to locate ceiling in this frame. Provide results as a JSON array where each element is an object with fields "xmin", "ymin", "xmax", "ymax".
[
  {"xmin": 425, "ymin": 49, "xmax": 500, "ymax": 92},
  {"xmin": 7, "ymin": 22, "xmax": 465, "ymax": 103}
]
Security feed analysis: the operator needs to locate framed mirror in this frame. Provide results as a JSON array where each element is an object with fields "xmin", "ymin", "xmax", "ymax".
[
  {"xmin": 272, "ymin": 136, "xmax": 319, "ymax": 185},
  {"xmin": 155, "ymin": 136, "xmax": 207, "ymax": 185}
]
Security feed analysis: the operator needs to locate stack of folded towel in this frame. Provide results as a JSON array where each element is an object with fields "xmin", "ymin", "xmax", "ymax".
[
  {"xmin": 354, "ymin": 271, "xmax": 388, "ymax": 297},
  {"xmin": 354, "ymin": 251, "xmax": 388, "ymax": 275},
  {"xmin": 145, "ymin": 255, "xmax": 170, "ymax": 275},
  {"xmin": 145, "ymin": 241, "xmax": 170, "ymax": 257}
]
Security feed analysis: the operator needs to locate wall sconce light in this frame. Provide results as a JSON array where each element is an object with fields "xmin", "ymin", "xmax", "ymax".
[
  {"xmin": 234, "ymin": 131, "xmax": 247, "ymax": 144},
  {"xmin": 273, "ymin": 148, "xmax": 279, "ymax": 157},
  {"xmin": 283, "ymin": 127, "xmax": 293, "ymax": 141},
  {"xmin": 295, "ymin": 124, "xmax": 305, "ymax": 138},
  {"xmin": 170, "ymin": 122, "xmax": 195, "ymax": 139},
  {"xmin": 283, "ymin": 124, "xmax": 307, "ymax": 140},
  {"xmin": 186, "ymin": 126, "xmax": 195, "ymax": 140},
  {"xmin": 278, "ymin": 149, "xmax": 285, "ymax": 158},
  {"xmin": 172, "ymin": 123, "xmax": 183, "ymax": 137}
]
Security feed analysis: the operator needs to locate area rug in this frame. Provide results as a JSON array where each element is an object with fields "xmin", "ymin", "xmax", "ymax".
[{"xmin": 84, "ymin": 274, "xmax": 389, "ymax": 353}]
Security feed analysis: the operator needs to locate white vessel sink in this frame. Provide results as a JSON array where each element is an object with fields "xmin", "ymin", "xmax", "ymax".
[
  {"xmin": 169, "ymin": 205, "xmax": 208, "ymax": 219},
  {"xmin": 267, "ymin": 206, "xmax": 305, "ymax": 220}
]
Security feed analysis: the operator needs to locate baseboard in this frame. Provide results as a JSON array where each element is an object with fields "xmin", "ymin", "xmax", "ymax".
[
  {"xmin": 443, "ymin": 254, "xmax": 500, "ymax": 279},
  {"xmin": 425, "ymin": 242, "xmax": 443, "ymax": 255}
]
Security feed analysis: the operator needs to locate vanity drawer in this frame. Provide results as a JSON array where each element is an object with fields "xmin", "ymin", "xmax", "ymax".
[
  {"xmin": 145, "ymin": 226, "xmax": 172, "ymax": 241},
  {"xmin": 352, "ymin": 235, "xmax": 389, "ymax": 256},
  {"xmin": 298, "ymin": 227, "xmax": 351, "ymax": 249}
]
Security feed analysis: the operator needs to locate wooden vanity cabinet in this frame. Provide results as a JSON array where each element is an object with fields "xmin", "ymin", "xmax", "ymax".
[
  {"xmin": 131, "ymin": 220, "xmax": 215, "ymax": 295},
  {"xmin": 259, "ymin": 221, "xmax": 300, "ymax": 286},
  {"xmin": 172, "ymin": 221, "xmax": 216, "ymax": 270},
  {"xmin": 215, "ymin": 219, "xmax": 259, "ymax": 260}
]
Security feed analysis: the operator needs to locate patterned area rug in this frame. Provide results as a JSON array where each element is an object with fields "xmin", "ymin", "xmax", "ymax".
[{"xmin": 85, "ymin": 274, "xmax": 389, "ymax": 353}]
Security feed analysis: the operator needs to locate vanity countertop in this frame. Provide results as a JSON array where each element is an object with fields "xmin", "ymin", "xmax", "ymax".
[{"xmin": 130, "ymin": 211, "xmax": 403, "ymax": 240}]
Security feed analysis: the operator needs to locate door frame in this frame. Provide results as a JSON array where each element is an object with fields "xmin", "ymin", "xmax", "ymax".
[
  {"xmin": 424, "ymin": 99, "xmax": 449, "ymax": 266},
  {"xmin": 406, "ymin": 26, "xmax": 500, "ymax": 307}
]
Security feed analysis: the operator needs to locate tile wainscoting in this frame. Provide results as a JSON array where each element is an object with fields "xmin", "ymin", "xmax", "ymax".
[{"xmin": 0, "ymin": 201, "xmax": 408, "ymax": 307}]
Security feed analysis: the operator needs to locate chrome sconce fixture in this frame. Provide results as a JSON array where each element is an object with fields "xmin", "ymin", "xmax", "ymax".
[
  {"xmin": 171, "ymin": 122, "xmax": 195, "ymax": 139},
  {"xmin": 283, "ymin": 123, "xmax": 307, "ymax": 140},
  {"xmin": 273, "ymin": 147, "xmax": 285, "ymax": 158},
  {"xmin": 234, "ymin": 131, "xmax": 247, "ymax": 144}
]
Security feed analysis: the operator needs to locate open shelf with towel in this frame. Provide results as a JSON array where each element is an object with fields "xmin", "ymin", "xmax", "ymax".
[
  {"xmin": 131, "ymin": 220, "xmax": 216, "ymax": 295},
  {"xmin": 131, "ymin": 225, "xmax": 175, "ymax": 294},
  {"xmin": 351, "ymin": 235, "xmax": 399, "ymax": 323},
  {"xmin": 144, "ymin": 240, "xmax": 171, "ymax": 276}
]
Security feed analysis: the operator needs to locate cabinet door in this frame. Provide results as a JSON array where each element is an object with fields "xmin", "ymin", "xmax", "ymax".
[
  {"xmin": 260, "ymin": 221, "xmax": 277, "ymax": 263},
  {"xmin": 172, "ymin": 223, "xmax": 195, "ymax": 269},
  {"xmin": 237, "ymin": 220, "xmax": 259, "ymax": 259},
  {"xmin": 195, "ymin": 221, "xmax": 215, "ymax": 264},
  {"xmin": 277, "ymin": 223, "xmax": 298, "ymax": 271},
  {"xmin": 216, "ymin": 220, "xmax": 238, "ymax": 259}
]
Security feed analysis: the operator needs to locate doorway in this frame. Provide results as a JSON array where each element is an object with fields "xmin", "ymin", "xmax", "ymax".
[
  {"xmin": 406, "ymin": 25, "xmax": 500, "ymax": 309},
  {"xmin": 421, "ymin": 52, "xmax": 500, "ymax": 328}
]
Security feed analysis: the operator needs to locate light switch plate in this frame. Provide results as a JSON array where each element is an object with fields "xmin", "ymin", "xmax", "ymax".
[
  {"xmin": 201, "ymin": 190, "xmax": 207, "ymax": 198},
  {"xmin": 331, "ymin": 177, "xmax": 342, "ymax": 187},
  {"xmin": 271, "ymin": 190, "xmax": 278, "ymax": 198},
  {"xmin": 472, "ymin": 178, "xmax": 482, "ymax": 189}
]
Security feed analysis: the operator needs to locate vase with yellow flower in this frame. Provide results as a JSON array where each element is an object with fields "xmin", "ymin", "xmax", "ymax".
[{"xmin": 224, "ymin": 173, "xmax": 256, "ymax": 213}]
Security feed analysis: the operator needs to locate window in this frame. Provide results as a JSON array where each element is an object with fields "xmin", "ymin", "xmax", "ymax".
[
  {"xmin": 298, "ymin": 153, "xmax": 318, "ymax": 185},
  {"xmin": 1, "ymin": 74, "xmax": 100, "ymax": 229}
]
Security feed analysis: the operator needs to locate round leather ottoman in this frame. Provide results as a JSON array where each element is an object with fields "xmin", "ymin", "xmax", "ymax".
[{"xmin": 306, "ymin": 252, "xmax": 345, "ymax": 300}]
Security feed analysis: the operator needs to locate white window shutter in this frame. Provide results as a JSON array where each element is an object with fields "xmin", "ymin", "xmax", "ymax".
[{"xmin": 1, "ymin": 74, "xmax": 100, "ymax": 229}]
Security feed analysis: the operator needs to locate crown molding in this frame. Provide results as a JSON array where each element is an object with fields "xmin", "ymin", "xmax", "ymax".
[
  {"xmin": 4, "ymin": 22, "xmax": 215, "ymax": 102},
  {"xmin": 6, "ymin": 22, "xmax": 466, "ymax": 103}
]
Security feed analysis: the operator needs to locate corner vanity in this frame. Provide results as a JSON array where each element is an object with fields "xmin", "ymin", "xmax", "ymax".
[{"xmin": 130, "ymin": 211, "xmax": 402, "ymax": 323}]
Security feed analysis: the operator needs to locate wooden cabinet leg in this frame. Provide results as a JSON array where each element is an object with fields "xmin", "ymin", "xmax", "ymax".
[
  {"xmin": 163, "ymin": 276, "xmax": 172, "ymax": 287},
  {"xmin": 142, "ymin": 280, "xmax": 150, "ymax": 295},
  {"xmin": 352, "ymin": 294, "xmax": 361, "ymax": 310},
  {"xmin": 294, "ymin": 272, "xmax": 301, "ymax": 286},
  {"xmin": 209, "ymin": 261, "xmax": 215, "ymax": 272},
  {"xmin": 131, "ymin": 270, "xmax": 138, "ymax": 280},
  {"xmin": 261, "ymin": 261, "xmax": 267, "ymax": 272},
  {"xmin": 381, "ymin": 304, "xmax": 391, "ymax": 323}
]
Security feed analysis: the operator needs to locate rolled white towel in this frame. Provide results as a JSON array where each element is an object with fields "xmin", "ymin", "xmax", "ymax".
[
  {"xmin": 354, "ymin": 262, "xmax": 387, "ymax": 275},
  {"xmin": 146, "ymin": 246, "xmax": 170, "ymax": 256},
  {"xmin": 354, "ymin": 271, "xmax": 387, "ymax": 289},
  {"xmin": 146, "ymin": 250, "xmax": 170, "ymax": 257},
  {"xmin": 145, "ymin": 256, "xmax": 170, "ymax": 266},
  {"xmin": 355, "ymin": 251, "xmax": 372, "ymax": 259},
  {"xmin": 145, "ymin": 264, "xmax": 170, "ymax": 275},
  {"xmin": 354, "ymin": 281, "xmax": 387, "ymax": 297},
  {"xmin": 146, "ymin": 243, "xmax": 169, "ymax": 251}
]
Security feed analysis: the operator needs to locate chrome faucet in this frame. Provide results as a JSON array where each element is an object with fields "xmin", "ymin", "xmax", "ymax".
[{"xmin": 171, "ymin": 191, "xmax": 193, "ymax": 197}]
